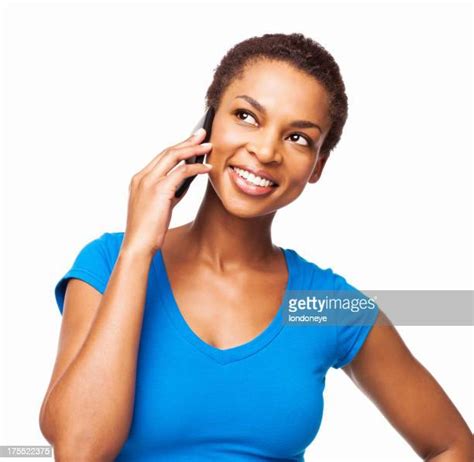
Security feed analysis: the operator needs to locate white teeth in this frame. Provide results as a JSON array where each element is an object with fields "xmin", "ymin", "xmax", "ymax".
[{"xmin": 232, "ymin": 167, "xmax": 275, "ymax": 187}]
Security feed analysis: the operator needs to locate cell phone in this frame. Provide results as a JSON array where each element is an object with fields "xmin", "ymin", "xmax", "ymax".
[{"xmin": 174, "ymin": 106, "xmax": 215, "ymax": 199}]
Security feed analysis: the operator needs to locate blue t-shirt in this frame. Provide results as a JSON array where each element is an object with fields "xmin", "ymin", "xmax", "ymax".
[{"xmin": 54, "ymin": 232, "xmax": 379, "ymax": 461}]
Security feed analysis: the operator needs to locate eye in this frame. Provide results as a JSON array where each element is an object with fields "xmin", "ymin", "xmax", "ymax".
[
  {"xmin": 287, "ymin": 133, "xmax": 314, "ymax": 148},
  {"xmin": 233, "ymin": 109, "xmax": 315, "ymax": 150},
  {"xmin": 234, "ymin": 109, "xmax": 258, "ymax": 126}
]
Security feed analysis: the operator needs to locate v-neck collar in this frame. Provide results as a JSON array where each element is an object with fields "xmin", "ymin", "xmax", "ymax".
[{"xmin": 152, "ymin": 246, "xmax": 295, "ymax": 365}]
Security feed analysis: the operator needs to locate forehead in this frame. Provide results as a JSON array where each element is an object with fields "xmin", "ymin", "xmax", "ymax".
[{"xmin": 221, "ymin": 59, "xmax": 331, "ymax": 127}]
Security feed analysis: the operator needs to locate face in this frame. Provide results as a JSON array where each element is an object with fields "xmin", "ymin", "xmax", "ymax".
[{"xmin": 206, "ymin": 59, "xmax": 332, "ymax": 218}]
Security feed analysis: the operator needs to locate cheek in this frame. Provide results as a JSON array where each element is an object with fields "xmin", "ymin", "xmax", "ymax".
[
  {"xmin": 287, "ymin": 162, "xmax": 315, "ymax": 188},
  {"xmin": 208, "ymin": 120, "xmax": 244, "ymax": 160},
  {"xmin": 219, "ymin": 126, "xmax": 244, "ymax": 147}
]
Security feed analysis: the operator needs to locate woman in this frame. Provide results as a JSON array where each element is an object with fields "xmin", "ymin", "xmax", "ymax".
[{"xmin": 39, "ymin": 33, "xmax": 472, "ymax": 461}]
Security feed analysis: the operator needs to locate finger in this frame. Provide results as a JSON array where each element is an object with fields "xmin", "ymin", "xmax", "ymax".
[
  {"xmin": 169, "ymin": 127, "xmax": 207, "ymax": 150},
  {"xmin": 162, "ymin": 161, "xmax": 213, "ymax": 193},
  {"xmin": 135, "ymin": 128, "xmax": 207, "ymax": 179},
  {"xmin": 144, "ymin": 142, "xmax": 213, "ymax": 183}
]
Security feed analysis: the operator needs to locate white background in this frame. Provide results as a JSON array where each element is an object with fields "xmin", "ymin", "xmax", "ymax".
[{"xmin": 1, "ymin": 1, "xmax": 473, "ymax": 460}]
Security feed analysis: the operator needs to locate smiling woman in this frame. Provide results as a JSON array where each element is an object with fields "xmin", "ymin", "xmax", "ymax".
[
  {"xmin": 203, "ymin": 57, "xmax": 334, "ymax": 216},
  {"xmin": 40, "ymin": 33, "xmax": 473, "ymax": 461}
]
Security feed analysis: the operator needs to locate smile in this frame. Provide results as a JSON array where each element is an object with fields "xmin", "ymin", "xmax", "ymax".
[
  {"xmin": 228, "ymin": 166, "xmax": 278, "ymax": 197},
  {"xmin": 230, "ymin": 166, "xmax": 277, "ymax": 187}
]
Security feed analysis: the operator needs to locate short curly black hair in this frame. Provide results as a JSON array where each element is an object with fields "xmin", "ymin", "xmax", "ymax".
[{"xmin": 205, "ymin": 33, "xmax": 348, "ymax": 157}]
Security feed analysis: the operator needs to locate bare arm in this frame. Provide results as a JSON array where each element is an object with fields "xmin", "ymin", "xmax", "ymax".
[
  {"xmin": 39, "ymin": 130, "xmax": 213, "ymax": 460},
  {"xmin": 39, "ymin": 248, "xmax": 153, "ymax": 461},
  {"xmin": 342, "ymin": 310, "xmax": 473, "ymax": 461}
]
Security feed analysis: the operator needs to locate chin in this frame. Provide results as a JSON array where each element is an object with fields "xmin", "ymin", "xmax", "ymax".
[
  {"xmin": 225, "ymin": 203, "xmax": 270, "ymax": 219},
  {"xmin": 221, "ymin": 189, "xmax": 285, "ymax": 219},
  {"xmin": 207, "ymin": 166, "xmax": 298, "ymax": 218}
]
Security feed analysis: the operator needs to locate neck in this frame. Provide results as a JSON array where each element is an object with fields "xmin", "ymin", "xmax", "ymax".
[{"xmin": 181, "ymin": 181, "xmax": 278, "ymax": 272}]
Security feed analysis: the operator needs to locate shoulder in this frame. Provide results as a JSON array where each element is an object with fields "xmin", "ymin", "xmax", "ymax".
[
  {"xmin": 284, "ymin": 247, "xmax": 380, "ymax": 370},
  {"xmin": 97, "ymin": 230, "xmax": 125, "ymax": 248},
  {"xmin": 92, "ymin": 231, "xmax": 125, "ymax": 263},
  {"xmin": 78, "ymin": 231, "xmax": 125, "ymax": 273},
  {"xmin": 283, "ymin": 246, "xmax": 352, "ymax": 291},
  {"xmin": 54, "ymin": 231, "xmax": 125, "ymax": 315}
]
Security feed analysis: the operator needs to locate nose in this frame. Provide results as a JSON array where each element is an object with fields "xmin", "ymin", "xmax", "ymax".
[{"xmin": 245, "ymin": 128, "xmax": 282, "ymax": 164}]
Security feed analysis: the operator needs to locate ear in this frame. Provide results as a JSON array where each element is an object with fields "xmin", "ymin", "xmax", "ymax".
[{"xmin": 308, "ymin": 152, "xmax": 330, "ymax": 184}]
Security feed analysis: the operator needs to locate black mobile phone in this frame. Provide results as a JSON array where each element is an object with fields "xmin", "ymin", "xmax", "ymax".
[{"xmin": 174, "ymin": 107, "xmax": 215, "ymax": 199}]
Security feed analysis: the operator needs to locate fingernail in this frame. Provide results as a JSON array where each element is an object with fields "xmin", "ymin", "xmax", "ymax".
[
  {"xmin": 203, "ymin": 163, "xmax": 213, "ymax": 169},
  {"xmin": 193, "ymin": 127, "xmax": 205, "ymax": 137},
  {"xmin": 201, "ymin": 142, "xmax": 212, "ymax": 147}
]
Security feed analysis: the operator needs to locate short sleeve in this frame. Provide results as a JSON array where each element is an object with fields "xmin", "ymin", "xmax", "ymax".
[
  {"xmin": 54, "ymin": 232, "xmax": 116, "ymax": 315},
  {"xmin": 331, "ymin": 274, "xmax": 379, "ymax": 369}
]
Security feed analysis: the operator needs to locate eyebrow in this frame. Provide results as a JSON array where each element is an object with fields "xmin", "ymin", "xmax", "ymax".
[{"xmin": 235, "ymin": 94, "xmax": 322, "ymax": 133}]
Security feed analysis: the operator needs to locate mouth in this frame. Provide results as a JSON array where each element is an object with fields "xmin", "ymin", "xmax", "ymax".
[
  {"xmin": 229, "ymin": 165, "xmax": 279, "ymax": 187},
  {"xmin": 227, "ymin": 165, "xmax": 279, "ymax": 197}
]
